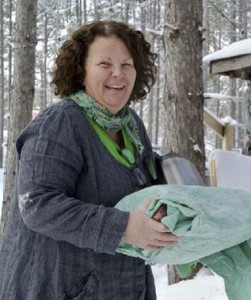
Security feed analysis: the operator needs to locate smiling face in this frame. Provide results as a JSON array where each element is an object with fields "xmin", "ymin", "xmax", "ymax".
[{"xmin": 84, "ymin": 35, "xmax": 137, "ymax": 115}]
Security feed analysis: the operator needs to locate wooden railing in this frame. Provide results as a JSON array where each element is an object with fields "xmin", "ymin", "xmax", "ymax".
[{"xmin": 203, "ymin": 107, "xmax": 233, "ymax": 150}]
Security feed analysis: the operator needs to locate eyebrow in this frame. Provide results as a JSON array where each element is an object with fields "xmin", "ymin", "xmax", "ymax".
[
  {"xmin": 123, "ymin": 57, "xmax": 134, "ymax": 62},
  {"xmin": 99, "ymin": 56, "xmax": 133, "ymax": 62}
]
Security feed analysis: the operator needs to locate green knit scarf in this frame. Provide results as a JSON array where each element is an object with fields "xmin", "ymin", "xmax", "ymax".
[{"xmin": 68, "ymin": 91, "xmax": 144, "ymax": 154}]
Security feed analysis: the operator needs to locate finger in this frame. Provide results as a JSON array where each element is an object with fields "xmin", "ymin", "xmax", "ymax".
[
  {"xmin": 158, "ymin": 241, "xmax": 179, "ymax": 247},
  {"xmin": 144, "ymin": 233, "xmax": 181, "ymax": 248},
  {"xmin": 144, "ymin": 240, "xmax": 179, "ymax": 250},
  {"xmin": 151, "ymin": 236, "xmax": 181, "ymax": 247},
  {"xmin": 158, "ymin": 226, "xmax": 171, "ymax": 233},
  {"xmin": 143, "ymin": 244, "xmax": 164, "ymax": 251},
  {"xmin": 140, "ymin": 196, "xmax": 155, "ymax": 211},
  {"xmin": 155, "ymin": 232, "xmax": 182, "ymax": 242},
  {"xmin": 152, "ymin": 221, "xmax": 171, "ymax": 233},
  {"xmin": 155, "ymin": 238, "xmax": 181, "ymax": 246}
]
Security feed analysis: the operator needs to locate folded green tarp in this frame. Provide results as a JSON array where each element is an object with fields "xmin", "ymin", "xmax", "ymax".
[{"xmin": 115, "ymin": 185, "xmax": 251, "ymax": 300}]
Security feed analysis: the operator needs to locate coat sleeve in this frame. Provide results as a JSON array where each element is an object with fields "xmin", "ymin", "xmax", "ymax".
[{"xmin": 16, "ymin": 103, "xmax": 129, "ymax": 254}]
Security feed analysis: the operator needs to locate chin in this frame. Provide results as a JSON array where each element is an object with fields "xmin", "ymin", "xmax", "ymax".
[{"xmin": 106, "ymin": 101, "xmax": 127, "ymax": 113}]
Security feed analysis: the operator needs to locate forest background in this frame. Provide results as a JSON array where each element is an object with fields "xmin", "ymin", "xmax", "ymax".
[
  {"xmin": 0, "ymin": 0, "xmax": 251, "ymax": 283},
  {"xmin": 1, "ymin": 0, "xmax": 250, "ymax": 165}
]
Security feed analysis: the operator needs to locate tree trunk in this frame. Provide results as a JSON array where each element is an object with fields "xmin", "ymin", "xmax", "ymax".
[
  {"xmin": 83, "ymin": 0, "xmax": 87, "ymax": 23},
  {"xmin": 238, "ymin": 0, "xmax": 248, "ymax": 149},
  {"xmin": 229, "ymin": 0, "xmax": 237, "ymax": 148},
  {"xmin": 162, "ymin": 0, "xmax": 205, "ymax": 176},
  {"xmin": 167, "ymin": 265, "xmax": 181, "ymax": 285},
  {"xmin": 40, "ymin": 11, "xmax": 48, "ymax": 111},
  {"xmin": 213, "ymin": 16, "xmax": 222, "ymax": 149},
  {"xmin": 0, "ymin": 0, "xmax": 4, "ymax": 168},
  {"xmin": 162, "ymin": 0, "xmax": 205, "ymax": 284},
  {"xmin": 202, "ymin": 0, "xmax": 209, "ymax": 90},
  {"xmin": 8, "ymin": 0, "xmax": 13, "ymax": 114},
  {"xmin": 0, "ymin": 0, "xmax": 38, "ymax": 245}
]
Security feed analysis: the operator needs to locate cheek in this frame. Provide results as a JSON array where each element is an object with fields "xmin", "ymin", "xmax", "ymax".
[
  {"xmin": 130, "ymin": 71, "xmax": 137, "ymax": 86},
  {"xmin": 90, "ymin": 69, "xmax": 108, "ymax": 84},
  {"xmin": 85, "ymin": 71, "xmax": 100, "ymax": 90}
]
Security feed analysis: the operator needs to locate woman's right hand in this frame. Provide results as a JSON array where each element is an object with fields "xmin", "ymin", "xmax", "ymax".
[{"xmin": 121, "ymin": 198, "xmax": 181, "ymax": 251}]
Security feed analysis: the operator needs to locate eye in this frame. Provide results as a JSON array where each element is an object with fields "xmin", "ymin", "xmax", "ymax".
[
  {"xmin": 99, "ymin": 61, "xmax": 111, "ymax": 67},
  {"xmin": 122, "ymin": 62, "xmax": 134, "ymax": 68}
]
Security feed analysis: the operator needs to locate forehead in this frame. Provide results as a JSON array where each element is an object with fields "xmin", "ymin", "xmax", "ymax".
[{"xmin": 87, "ymin": 35, "xmax": 132, "ymax": 59}]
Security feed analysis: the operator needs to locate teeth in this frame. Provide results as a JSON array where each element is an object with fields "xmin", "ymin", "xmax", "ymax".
[{"xmin": 108, "ymin": 85, "xmax": 124, "ymax": 89}]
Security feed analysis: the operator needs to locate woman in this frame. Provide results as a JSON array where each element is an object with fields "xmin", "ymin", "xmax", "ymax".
[{"xmin": 0, "ymin": 20, "xmax": 179, "ymax": 300}]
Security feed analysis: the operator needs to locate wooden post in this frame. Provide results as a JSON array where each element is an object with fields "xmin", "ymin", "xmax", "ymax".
[
  {"xmin": 203, "ymin": 107, "xmax": 233, "ymax": 150},
  {"xmin": 208, "ymin": 159, "xmax": 217, "ymax": 186},
  {"xmin": 222, "ymin": 123, "xmax": 233, "ymax": 150}
]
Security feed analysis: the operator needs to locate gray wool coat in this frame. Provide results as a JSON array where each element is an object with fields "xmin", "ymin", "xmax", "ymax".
[{"xmin": 0, "ymin": 100, "xmax": 157, "ymax": 300}]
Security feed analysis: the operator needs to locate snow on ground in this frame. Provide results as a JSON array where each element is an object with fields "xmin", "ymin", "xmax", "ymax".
[{"xmin": 152, "ymin": 264, "xmax": 228, "ymax": 300}]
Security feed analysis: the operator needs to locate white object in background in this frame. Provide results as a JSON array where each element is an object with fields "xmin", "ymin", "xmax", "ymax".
[{"xmin": 209, "ymin": 149, "xmax": 251, "ymax": 193}]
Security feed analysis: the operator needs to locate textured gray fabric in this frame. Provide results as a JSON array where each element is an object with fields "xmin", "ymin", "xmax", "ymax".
[{"xmin": 0, "ymin": 100, "xmax": 156, "ymax": 300}]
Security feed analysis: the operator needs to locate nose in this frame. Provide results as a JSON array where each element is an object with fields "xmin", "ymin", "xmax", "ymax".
[{"xmin": 111, "ymin": 65, "xmax": 123, "ymax": 77}]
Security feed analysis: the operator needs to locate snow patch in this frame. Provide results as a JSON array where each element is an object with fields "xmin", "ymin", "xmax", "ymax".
[
  {"xmin": 18, "ymin": 192, "xmax": 32, "ymax": 213},
  {"xmin": 203, "ymin": 38, "xmax": 251, "ymax": 63}
]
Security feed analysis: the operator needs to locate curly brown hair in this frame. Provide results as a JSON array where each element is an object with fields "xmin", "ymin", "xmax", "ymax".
[{"xmin": 51, "ymin": 20, "xmax": 157, "ymax": 102}]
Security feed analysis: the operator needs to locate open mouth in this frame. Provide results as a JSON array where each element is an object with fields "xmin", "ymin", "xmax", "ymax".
[{"xmin": 106, "ymin": 85, "xmax": 125, "ymax": 90}]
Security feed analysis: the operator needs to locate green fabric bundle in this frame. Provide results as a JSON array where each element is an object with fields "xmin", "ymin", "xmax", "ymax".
[{"xmin": 115, "ymin": 184, "xmax": 251, "ymax": 300}]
